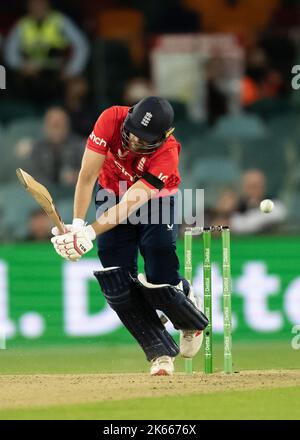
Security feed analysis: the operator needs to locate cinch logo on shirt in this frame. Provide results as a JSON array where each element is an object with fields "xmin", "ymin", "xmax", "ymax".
[
  {"xmin": 89, "ymin": 131, "xmax": 107, "ymax": 147},
  {"xmin": 141, "ymin": 112, "xmax": 152, "ymax": 127},
  {"xmin": 158, "ymin": 172, "xmax": 168, "ymax": 182},
  {"xmin": 114, "ymin": 160, "xmax": 135, "ymax": 182}
]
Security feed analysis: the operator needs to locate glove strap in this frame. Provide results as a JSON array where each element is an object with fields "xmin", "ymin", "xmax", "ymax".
[
  {"xmin": 85, "ymin": 225, "xmax": 97, "ymax": 240},
  {"xmin": 72, "ymin": 218, "xmax": 85, "ymax": 228}
]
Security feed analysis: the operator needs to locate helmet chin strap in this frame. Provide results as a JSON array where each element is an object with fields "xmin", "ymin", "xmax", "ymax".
[
  {"xmin": 121, "ymin": 123, "xmax": 175, "ymax": 155},
  {"xmin": 165, "ymin": 127, "xmax": 175, "ymax": 138}
]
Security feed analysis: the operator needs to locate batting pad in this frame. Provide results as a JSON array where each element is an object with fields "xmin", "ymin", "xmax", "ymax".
[
  {"xmin": 136, "ymin": 274, "xmax": 209, "ymax": 331},
  {"xmin": 94, "ymin": 267, "xmax": 179, "ymax": 361}
]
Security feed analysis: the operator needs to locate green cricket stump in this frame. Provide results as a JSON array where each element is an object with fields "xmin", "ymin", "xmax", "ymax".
[
  {"xmin": 222, "ymin": 227, "xmax": 233, "ymax": 374},
  {"xmin": 183, "ymin": 225, "xmax": 233, "ymax": 375},
  {"xmin": 203, "ymin": 228, "xmax": 213, "ymax": 374},
  {"xmin": 185, "ymin": 359, "xmax": 193, "ymax": 374},
  {"xmin": 184, "ymin": 229, "xmax": 193, "ymax": 374}
]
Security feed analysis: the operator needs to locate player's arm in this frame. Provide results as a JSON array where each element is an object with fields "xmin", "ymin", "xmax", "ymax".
[
  {"xmin": 73, "ymin": 107, "xmax": 113, "ymax": 222},
  {"xmin": 91, "ymin": 178, "xmax": 159, "ymax": 235},
  {"xmin": 52, "ymin": 146, "xmax": 174, "ymax": 260},
  {"xmin": 73, "ymin": 148, "xmax": 106, "ymax": 221},
  {"xmin": 52, "ymin": 176, "xmax": 159, "ymax": 261}
]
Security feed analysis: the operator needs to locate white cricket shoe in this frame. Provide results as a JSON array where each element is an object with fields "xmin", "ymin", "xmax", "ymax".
[
  {"xmin": 180, "ymin": 285, "xmax": 204, "ymax": 358},
  {"xmin": 150, "ymin": 356, "xmax": 174, "ymax": 376}
]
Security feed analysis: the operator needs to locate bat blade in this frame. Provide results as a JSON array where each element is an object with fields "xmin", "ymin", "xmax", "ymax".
[{"xmin": 16, "ymin": 168, "xmax": 65, "ymax": 234}]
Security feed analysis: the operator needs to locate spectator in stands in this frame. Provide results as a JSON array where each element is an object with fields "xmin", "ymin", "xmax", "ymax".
[
  {"xmin": 204, "ymin": 57, "xmax": 229, "ymax": 125},
  {"xmin": 123, "ymin": 77, "xmax": 155, "ymax": 107},
  {"xmin": 141, "ymin": 0, "xmax": 200, "ymax": 33},
  {"xmin": 230, "ymin": 169, "xmax": 287, "ymax": 234},
  {"xmin": 241, "ymin": 46, "xmax": 283, "ymax": 107},
  {"xmin": 63, "ymin": 76, "xmax": 97, "ymax": 137},
  {"xmin": 26, "ymin": 208, "xmax": 52, "ymax": 241},
  {"xmin": 4, "ymin": 0, "xmax": 89, "ymax": 103},
  {"xmin": 260, "ymin": 34, "xmax": 296, "ymax": 96},
  {"xmin": 210, "ymin": 187, "xmax": 239, "ymax": 227},
  {"xmin": 27, "ymin": 107, "xmax": 83, "ymax": 187},
  {"xmin": 182, "ymin": 0, "xmax": 280, "ymax": 42}
]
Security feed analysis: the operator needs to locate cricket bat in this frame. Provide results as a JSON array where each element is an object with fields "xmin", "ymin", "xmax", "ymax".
[{"xmin": 16, "ymin": 168, "xmax": 65, "ymax": 234}]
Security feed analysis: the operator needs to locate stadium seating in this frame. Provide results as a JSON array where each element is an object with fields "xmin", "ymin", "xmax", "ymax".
[
  {"xmin": 91, "ymin": 38, "xmax": 134, "ymax": 104},
  {"xmin": 175, "ymin": 119, "xmax": 208, "ymax": 151},
  {"xmin": 97, "ymin": 8, "xmax": 145, "ymax": 67},
  {"xmin": 0, "ymin": 117, "xmax": 43, "ymax": 183},
  {"xmin": 238, "ymin": 136, "xmax": 286, "ymax": 196},
  {"xmin": 190, "ymin": 157, "xmax": 240, "ymax": 207},
  {"xmin": 6, "ymin": 117, "xmax": 43, "ymax": 141},
  {"xmin": 56, "ymin": 198, "xmax": 95, "ymax": 226},
  {"xmin": 0, "ymin": 183, "xmax": 37, "ymax": 240},
  {"xmin": 0, "ymin": 98, "xmax": 38, "ymax": 124},
  {"xmin": 0, "ymin": 105, "xmax": 299, "ymax": 235},
  {"xmin": 246, "ymin": 97, "xmax": 293, "ymax": 121},
  {"xmin": 213, "ymin": 112, "xmax": 269, "ymax": 141},
  {"xmin": 187, "ymin": 132, "xmax": 232, "ymax": 163}
]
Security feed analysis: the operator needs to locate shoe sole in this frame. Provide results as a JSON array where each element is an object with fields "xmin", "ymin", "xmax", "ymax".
[
  {"xmin": 151, "ymin": 369, "xmax": 172, "ymax": 376},
  {"xmin": 180, "ymin": 349, "xmax": 201, "ymax": 358}
]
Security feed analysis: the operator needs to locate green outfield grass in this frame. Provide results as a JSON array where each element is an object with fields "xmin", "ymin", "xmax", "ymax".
[
  {"xmin": 0, "ymin": 341, "xmax": 299, "ymax": 374},
  {"xmin": 0, "ymin": 342, "xmax": 299, "ymax": 420},
  {"xmin": 1, "ymin": 387, "xmax": 299, "ymax": 420}
]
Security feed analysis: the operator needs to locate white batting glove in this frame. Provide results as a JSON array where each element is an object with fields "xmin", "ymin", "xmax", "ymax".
[
  {"xmin": 51, "ymin": 218, "xmax": 85, "ymax": 236},
  {"xmin": 51, "ymin": 225, "xmax": 96, "ymax": 261}
]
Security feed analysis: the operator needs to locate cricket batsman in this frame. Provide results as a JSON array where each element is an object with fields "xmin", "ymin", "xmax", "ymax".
[{"xmin": 51, "ymin": 96, "xmax": 208, "ymax": 375}]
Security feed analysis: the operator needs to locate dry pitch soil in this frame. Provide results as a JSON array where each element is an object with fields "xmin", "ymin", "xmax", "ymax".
[{"xmin": 0, "ymin": 370, "xmax": 300, "ymax": 410}]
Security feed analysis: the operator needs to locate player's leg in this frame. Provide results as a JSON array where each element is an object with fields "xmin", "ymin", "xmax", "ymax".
[
  {"xmin": 138, "ymin": 224, "xmax": 208, "ymax": 348},
  {"xmin": 95, "ymin": 184, "xmax": 139, "ymax": 275},
  {"xmin": 94, "ymin": 267, "xmax": 179, "ymax": 365},
  {"xmin": 96, "ymin": 220, "xmax": 139, "ymax": 276},
  {"xmin": 94, "ymin": 186, "xmax": 179, "ymax": 370},
  {"xmin": 138, "ymin": 195, "xmax": 208, "ymax": 364}
]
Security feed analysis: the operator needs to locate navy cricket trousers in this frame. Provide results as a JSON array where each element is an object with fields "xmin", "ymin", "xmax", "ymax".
[{"xmin": 95, "ymin": 185, "xmax": 181, "ymax": 286}]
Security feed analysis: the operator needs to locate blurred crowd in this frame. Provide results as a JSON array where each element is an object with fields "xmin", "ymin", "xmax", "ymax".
[
  {"xmin": 0, "ymin": 0, "xmax": 299, "ymax": 242},
  {"xmin": 209, "ymin": 169, "xmax": 287, "ymax": 233}
]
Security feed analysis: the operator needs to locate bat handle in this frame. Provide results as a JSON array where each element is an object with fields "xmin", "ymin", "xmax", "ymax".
[{"xmin": 57, "ymin": 222, "xmax": 66, "ymax": 235}]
